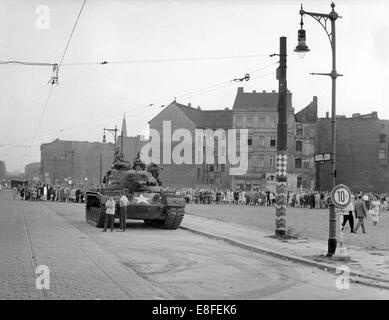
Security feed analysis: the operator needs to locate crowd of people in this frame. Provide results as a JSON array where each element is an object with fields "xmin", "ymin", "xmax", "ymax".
[
  {"xmin": 164, "ymin": 187, "xmax": 331, "ymax": 208},
  {"xmin": 12, "ymin": 183, "xmax": 91, "ymax": 203},
  {"xmin": 165, "ymin": 187, "xmax": 389, "ymax": 211}
]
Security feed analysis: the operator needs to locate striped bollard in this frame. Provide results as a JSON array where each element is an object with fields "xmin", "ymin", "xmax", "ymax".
[{"xmin": 275, "ymin": 153, "xmax": 287, "ymax": 236}]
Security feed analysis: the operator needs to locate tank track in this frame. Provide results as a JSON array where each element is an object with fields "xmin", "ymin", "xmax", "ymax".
[
  {"xmin": 146, "ymin": 207, "xmax": 185, "ymax": 230},
  {"xmin": 85, "ymin": 206, "xmax": 105, "ymax": 228}
]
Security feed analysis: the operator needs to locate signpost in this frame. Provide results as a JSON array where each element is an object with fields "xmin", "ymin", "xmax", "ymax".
[
  {"xmin": 314, "ymin": 153, "xmax": 332, "ymax": 164},
  {"xmin": 330, "ymin": 184, "xmax": 351, "ymax": 209}
]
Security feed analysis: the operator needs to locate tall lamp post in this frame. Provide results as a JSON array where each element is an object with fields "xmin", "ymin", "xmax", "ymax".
[{"xmin": 294, "ymin": 1, "xmax": 342, "ymax": 256}]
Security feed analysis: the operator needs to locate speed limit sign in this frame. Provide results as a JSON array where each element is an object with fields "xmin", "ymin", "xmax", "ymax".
[{"xmin": 330, "ymin": 184, "xmax": 351, "ymax": 209}]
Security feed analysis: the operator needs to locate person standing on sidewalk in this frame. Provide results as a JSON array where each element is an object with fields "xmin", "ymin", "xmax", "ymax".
[
  {"xmin": 354, "ymin": 195, "xmax": 367, "ymax": 234},
  {"xmin": 370, "ymin": 195, "xmax": 381, "ymax": 228},
  {"xmin": 103, "ymin": 196, "xmax": 116, "ymax": 232},
  {"xmin": 119, "ymin": 193, "xmax": 129, "ymax": 232},
  {"xmin": 341, "ymin": 195, "xmax": 355, "ymax": 233}
]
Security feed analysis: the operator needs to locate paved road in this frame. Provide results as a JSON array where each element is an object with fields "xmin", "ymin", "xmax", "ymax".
[
  {"xmin": 186, "ymin": 204, "xmax": 389, "ymax": 251},
  {"xmin": 0, "ymin": 190, "xmax": 388, "ymax": 299}
]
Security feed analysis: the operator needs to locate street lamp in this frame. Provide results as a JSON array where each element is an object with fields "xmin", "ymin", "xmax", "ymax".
[{"xmin": 294, "ymin": 1, "xmax": 342, "ymax": 257}]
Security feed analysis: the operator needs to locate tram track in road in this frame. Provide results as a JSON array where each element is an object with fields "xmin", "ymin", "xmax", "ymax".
[
  {"xmin": 20, "ymin": 209, "xmax": 48, "ymax": 300},
  {"xmin": 39, "ymin": 202, "xmax": 174, "ymax": 299}
]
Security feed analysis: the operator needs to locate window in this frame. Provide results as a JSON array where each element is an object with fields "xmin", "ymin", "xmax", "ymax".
[
  {"xmin": 297, "ymin": 177, "xmax": 303, "ymax": 188},
  {"xmin": 295, "ymin": 158, "xmax": 302, "ymax": 169},
  {"xmin": 296, "ymin": 124, "xmax": 303, "ymax": 136},
  {"xmin": 197, "ymin": 168, "xmax": 200, "ymax": 180},
  {"xmin": 303, "ymin": 160, "xmax": 310, "ymax": 169},
  {"xmin": 246, "ymin": 117, "xmax": 254, "ymax": 127},
  {"xmin": 271, "ymin": 116, "xmax": 277, "ymax": 128},
  {"xmin": 380, "ymin": 134, "xmax": 386, "ymax": 143},
  {"xmin": 296, "ymin": 140, "xmax": 303, "ymax": 152},
  {"xmin": 258, "ymin": 116, "xmax": 265, "ymax": 127},
  {"xmin": 221, "ymin": 164, "xmax": 225, "ymax": 172},
  {"xmin": 269, "ymin": 155, "xmax": 276, "ymax": 167},
  {"xmin": 209, "ymin": 165, "xmax": 214, "ymax": 172},
  {"xmin": 270, "ymin": 136, "xmax": 276, "ymax": 147},
  {"xmin": 248, "ymin": 137, "xmax": 252, "ymax": 146},
  {"xmin": 379, "ymin": 149, "xmax": 386, "ymax": 159},
  {"xmin": 381, "ymin": 123, "xmax": 385, "ymax": 129}
]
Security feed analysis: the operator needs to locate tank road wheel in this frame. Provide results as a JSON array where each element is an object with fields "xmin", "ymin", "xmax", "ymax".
[{"xmin": 150, "ymin": 207, "xmax": 185, "ymax": 230}]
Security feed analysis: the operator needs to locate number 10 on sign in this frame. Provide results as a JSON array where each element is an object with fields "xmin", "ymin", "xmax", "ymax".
[{"xmin": 330, "ymin": 184, "xmax": 351, "ymax": 209}]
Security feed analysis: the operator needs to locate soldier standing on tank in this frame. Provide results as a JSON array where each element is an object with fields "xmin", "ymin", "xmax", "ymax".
[
  {"xmin": 119, "ymin": 193, "xmax": 129, "ymax": 232},
  {"xmin": 103, "ymin": 196, "xmax": 116, "ymax": 232}
]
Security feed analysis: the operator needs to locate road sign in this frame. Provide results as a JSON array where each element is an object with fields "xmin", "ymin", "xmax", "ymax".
[
  {"xmin": 330, "ymin": 184, "xmax": 351, "ymax": 209},
  {"xmin": 314, "ymin": 153, "xmax": 331, "ymax": 162}
]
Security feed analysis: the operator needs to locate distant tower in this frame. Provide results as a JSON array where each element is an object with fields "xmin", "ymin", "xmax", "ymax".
[
  {"xmin": 121, "ymin": 113, "xmax": 127, "ymax": 137},
  {"xmin": 120, "ymin": 113, "xmax": 127, "ymax": 154}
]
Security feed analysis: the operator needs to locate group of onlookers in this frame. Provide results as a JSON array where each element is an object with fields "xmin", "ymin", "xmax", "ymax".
[
  {"xmin": 12, "ymin": 183, "xmax": 89, "ymax": 203},
  {"xmin": 167, "ymin": 188, "xmax": 332, "ymax": 208},
  {"xmin": 341, "ymin": 192, "xmax": 388, "ymax": 234},
  {"xmin": 168, "ymin": 188, "xmax": 278, "ymax": 206}
]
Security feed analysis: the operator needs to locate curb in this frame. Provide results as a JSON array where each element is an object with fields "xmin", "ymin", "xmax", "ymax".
[{"xmin": 180, "ymin": 225, "xmax": 389, "ymax": 290}]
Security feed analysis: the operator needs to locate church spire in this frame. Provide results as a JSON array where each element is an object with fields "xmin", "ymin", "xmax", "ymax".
[{"xmin": 121, "ymin": 113, "xmax": 127, "ymax": 137}]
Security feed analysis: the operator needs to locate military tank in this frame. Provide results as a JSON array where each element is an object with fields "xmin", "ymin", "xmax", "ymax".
[{"xmin": 85, "ymin": 154, "xmax": 185, "ymax": 230}]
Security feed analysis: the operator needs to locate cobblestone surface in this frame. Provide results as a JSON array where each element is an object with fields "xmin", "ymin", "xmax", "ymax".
[{"xmin": 0, "ymin": 191, "xmax": 168, "ymax": 300}]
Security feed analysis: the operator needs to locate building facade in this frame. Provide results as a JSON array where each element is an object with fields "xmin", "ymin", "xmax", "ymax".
[
  {"xmin": 147, "ymin": 88, "xmax": 317, "ymax": 191},
  {"xmin": 0, "ymin": 160, "xmax": 5, "ymax": 181},
  {"xmin": 40, "ymin": 139, "xmax": 116, "ymax": 185},
  {"xmin": 25, "ymin": 162, "xmax": 40, "ymax": 182},
  {"xmin": 148, "ymin": 101, "xmax": 233, "ymax": 187},
  {"xmin": 231, "ymin": 88, "xmax": 317, "ymax": 192},
  {"xmin": 316, "ymin": 112, "xmax": 389, "ymax": 193}
]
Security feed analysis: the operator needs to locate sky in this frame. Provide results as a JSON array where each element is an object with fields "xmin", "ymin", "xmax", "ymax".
[{"xmin": 0, "ymin": 0, "xmax": 388, "ymax": 172}]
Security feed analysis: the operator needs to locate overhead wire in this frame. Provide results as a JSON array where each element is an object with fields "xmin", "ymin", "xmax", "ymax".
[
  {"xmin": 3, "ymin": 60, "xmax": 278, "ymax": 150},
  {"xmin": 30, "ymin": 0, "xmax": 87, "ymax": 146},
  {"xmin": 61, "ymin": 54, "xmax": 272, "ymax": 66}
]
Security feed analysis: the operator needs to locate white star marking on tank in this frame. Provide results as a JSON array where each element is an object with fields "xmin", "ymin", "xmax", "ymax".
[{"xmin": 135, "ymin": 193, "xmax": 149, "ymax": 204}]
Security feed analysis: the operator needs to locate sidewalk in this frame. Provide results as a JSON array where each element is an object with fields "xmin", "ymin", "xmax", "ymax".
[{"xmin": 181, "ymin": 214, "xmax": 389, "ymax": 289}]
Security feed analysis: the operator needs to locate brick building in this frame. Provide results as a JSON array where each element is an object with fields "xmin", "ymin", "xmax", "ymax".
[
  {"xmin": 316, "ymin": 111, "xmax": 389, "ymax": 193},
  {"xmin": 40, "ymin": 139, "xmax": 116, "ymax": 185},
  {"xmin": 148, "ymin": 101, "xmax": 233, "ymax": 187}
]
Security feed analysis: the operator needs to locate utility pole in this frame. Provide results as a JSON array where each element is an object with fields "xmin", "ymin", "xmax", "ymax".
[
  {"xmin": 53, "ymin": 156, "xmax": 57, "ymax": 184},
  {"xmin": 120, "ymin": 130, "xmax": 124, "ymax": 155},
  {"xmin": 275, "ymin": 36, "xmax": 288, "ymax": 237},
  {"xmin": 99, "ymin": 153, "xmax": 102, "ymax": 184},
  {"xmin": 103, "ymin": 126, "xmax": 118, "ymax": 145}
]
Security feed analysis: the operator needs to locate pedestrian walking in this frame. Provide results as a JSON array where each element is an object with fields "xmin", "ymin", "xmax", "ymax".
[
  {"xmin": 354, "ymin": 195, "xmax": 367, "ymax": 234},
  {"xmin": 119, "ymin": 193, "xmax": 129, "ymax": 231},
  {"xmin": 341, "ymin": 196, "xmax": 355, "ymax": 233},
  {"xmin": 12, "ymin": 187, "xmax": 17, "ymax": 200},
  {"xmin": 370, "ymin": 195, "xmax": 381, "ymax": 228},
  {"xmin": 103, "ymin": 196, "xmax": 116, "ymax": 232}
]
